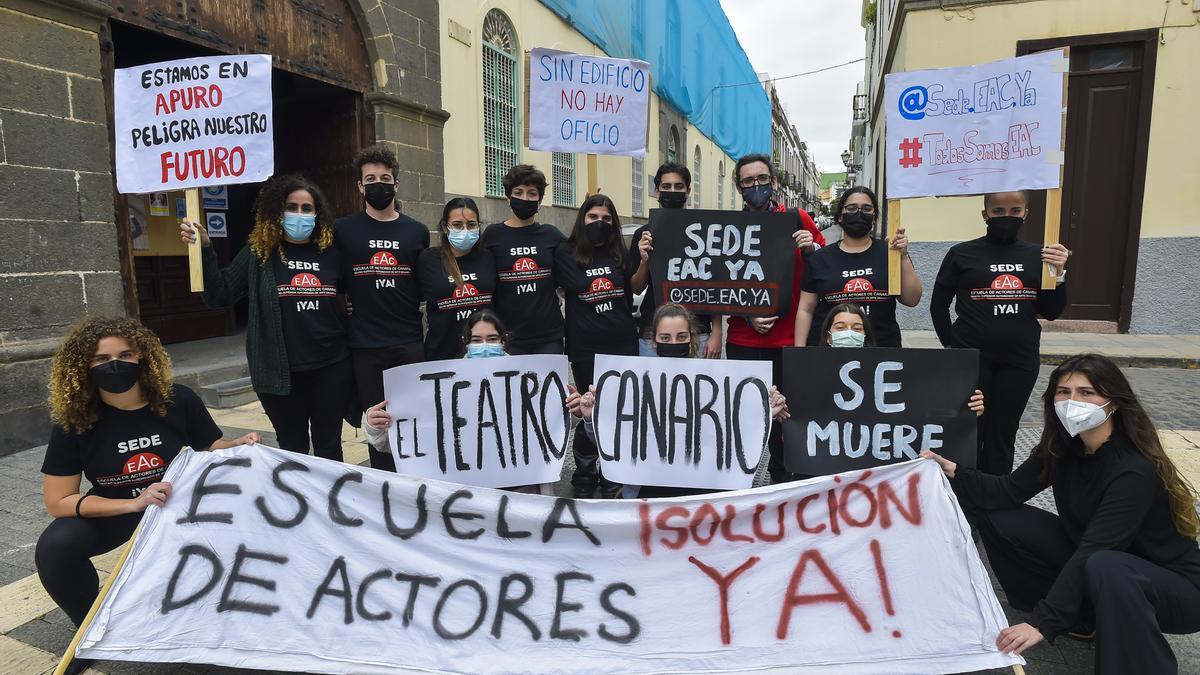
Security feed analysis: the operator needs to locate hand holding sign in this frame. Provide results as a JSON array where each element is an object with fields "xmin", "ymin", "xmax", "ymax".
[{"xmin": 178, "ymin": 218, "xmax": 209, "ymax": 247}]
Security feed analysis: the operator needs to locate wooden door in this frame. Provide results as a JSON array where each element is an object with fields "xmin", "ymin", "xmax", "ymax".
[{"xmin": 1019, "ymin": 31, "xmax": 1157, "ymax": 331}]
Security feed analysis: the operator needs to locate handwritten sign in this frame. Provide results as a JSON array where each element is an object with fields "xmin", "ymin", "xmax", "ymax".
[
  {"xmin": 648, "ymin": 208, "xmax": 796, "ymax": 317},
  {"xmin": 528, "ymin": 48, "xmax": 650, "ymax": 157},
  {"xmin": 592, "ymin": 355, "xmax": 773, "ymax": 490},
  {"xmin": 884, "ymin": 50, "xmax": 1066, "ymax": 198},
  {"xmin": 382, "ymin": 355, "xmax": 571, "ymax": 487},
  {"xmin": 114, "ymin": 54, "xmax": 274, "ymax": 194},
  {"xmin": 781, "ymin": 348, "xmax": 979, "ymax": 475},
  {"xmin": 76, "ymin": 445, "xmax": 1023, "ymax": 673}
]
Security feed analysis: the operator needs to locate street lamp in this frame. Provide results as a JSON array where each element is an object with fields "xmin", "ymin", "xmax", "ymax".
[{"xmin": 840, "ymin": 149, "xmax": 851, "ymax": 168}]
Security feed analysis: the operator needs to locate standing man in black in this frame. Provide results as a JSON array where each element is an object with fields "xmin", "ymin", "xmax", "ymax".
[{"xmin": 334, "ymin": 145, "xmax": 429, "ymax": 471}]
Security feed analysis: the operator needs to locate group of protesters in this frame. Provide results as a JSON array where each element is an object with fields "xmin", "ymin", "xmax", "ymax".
[{"xmin": 37, "ymin": 144, "xmax": 1200, "ymax": 674}]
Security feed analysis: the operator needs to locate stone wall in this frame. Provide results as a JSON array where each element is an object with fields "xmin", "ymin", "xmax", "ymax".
[{"xmin": 0, "ymin": 0, "xmax": 122, "ymax": 454}]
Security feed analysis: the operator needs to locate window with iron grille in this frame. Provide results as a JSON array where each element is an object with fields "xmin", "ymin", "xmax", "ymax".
[
  {"xmin": 552, "ymin": 152, "xmax": 575, "ymax": 207},
  {"xmin": 482, "ymin": 10, "xmax": 519, "ymax": 197},
  {"xmin": 717, "ymin": 160, "xmax": 725, "ymax": 210},
  {"xmin": 692, "ymin": 146, "xmax": 702, "ymax": 208},
  {"xmin": 667, "ymin": 126, "xmax": 679, "ymax": 163},
  {"xmin": 631, "ymin": 156, "xmax": 644, "ymax": 216}
]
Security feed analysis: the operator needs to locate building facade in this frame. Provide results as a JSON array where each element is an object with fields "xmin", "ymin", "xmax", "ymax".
[
  {"xmin": 852, "ymin": 0, "xmax": 1200, "ymax": 334},
  {"xmin": 0, "ymin": 0, "xmax": 767, "ymax": 453},
  {"xmin": 764, "ymin": 78, "xmax": 822, "ymax": 213}
]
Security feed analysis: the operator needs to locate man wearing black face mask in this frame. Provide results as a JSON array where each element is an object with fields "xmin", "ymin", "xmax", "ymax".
[
  {"xmin": 334, "ymin": 144, "xmax": 430, "ymax": 471},
  {"xmin": 629, "ymin": 163, "xmax": 724, "ymax": 359},
  {"xmin": 480, "ymin": 164, "xmax": 566, "ymax": 356},
  {"xmin": 931, "ymin": 190, "xmax": 1071, "ymax": 474}
]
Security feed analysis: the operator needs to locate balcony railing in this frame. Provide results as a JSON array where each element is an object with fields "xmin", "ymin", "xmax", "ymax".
[{"xmin": 852, "ymin": 94, "xmax": 869, "ymax": 122}]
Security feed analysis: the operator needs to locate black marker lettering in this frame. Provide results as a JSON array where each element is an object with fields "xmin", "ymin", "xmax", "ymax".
[
  {"xmin": 177, "ymin": 456, "xmax": 250, "ymax": 524},
  {"xmin": 306, "ymin": 556, "xmax": 353, "ymax": 624},
  {"xmin": 543, "ymin": 499, "xmax": 601, "ymax": 546},
  {"xmin": 161, "ymin": 544, "xmax": 223, "ymax": 613},
  {"xmin": 394, "ymin": 572, "xmax": 441, "ymax": 627},
  {"xmin": 217, "ymin": 544, "xmax": 287, "ymax": 616},
  {"xmin": 598, "ymin": 582, "xmax": 640, "ymax": 644},
  {"xmin": 254, "ymin": 460, "xmax": 310, "ymax": 528},
  {"xmin": 328, "ymin": 471, "xmax": 364, "ymax": 527},
  {"xmin": 442, "ymin": 489, "xmax": 485, "ymax": 540},
  {"xmin": 491, "ymin": 573, "xmax": 541, "ymax": 640},
  {"xmin": 496, "ymin": 495, "xmax": 532, "ymax": 539},
  {"xmin": 383, "ymin": 482, "xmax": 428, "ymax": 539},
  {"xmin": 420, "ymin": 371, "xmax": 456, "ymax": 472},
  {"xmin": 433, "ymin": 579, "xmax": 488, "ymax": 640},
  {"xmin": 550, "ymin": 571, "xmax": 592, "ymax": 641},
  {"xmin": 356, "ymin": 569, "xmax": 394, "ymax": 621}
]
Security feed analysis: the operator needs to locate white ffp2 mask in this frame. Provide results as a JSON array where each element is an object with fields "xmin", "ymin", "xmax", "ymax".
[{"xmin": 1054, "ymin": 399, "xmax": 1113, "ymax": 437}]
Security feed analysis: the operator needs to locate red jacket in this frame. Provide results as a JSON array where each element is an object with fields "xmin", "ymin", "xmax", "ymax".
[{"xmin": 726, "ymin": 204, "xmax": 826, "ymax": 348}]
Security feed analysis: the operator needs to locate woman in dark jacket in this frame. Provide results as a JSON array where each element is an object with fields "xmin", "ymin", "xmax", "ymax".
[
  {"xmin": 923, "ymin": 354, "xmax": 1200, "ymax": 673},
  {"xmin": 180, "ymin": 174, "xmax": 353, "ymax": 461}
]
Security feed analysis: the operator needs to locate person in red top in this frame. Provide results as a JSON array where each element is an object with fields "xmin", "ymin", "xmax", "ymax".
[{"xmin": 724, "ymin": 153, "xmax": 826, "ymax": 484}]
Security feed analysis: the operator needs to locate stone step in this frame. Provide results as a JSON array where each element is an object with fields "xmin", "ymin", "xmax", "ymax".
[{"xmin": 200, "ymin": 377, "xmax": 258, "ymax": 409}]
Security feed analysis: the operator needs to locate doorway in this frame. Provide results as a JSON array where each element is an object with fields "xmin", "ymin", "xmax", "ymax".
[
  {"xmin": 1018, "ymin": 30, "xmax": 1158, "ymax": 332},
  {"xmin": 101, "ymin": 3, "xmax": 373, "ymax": 343}
]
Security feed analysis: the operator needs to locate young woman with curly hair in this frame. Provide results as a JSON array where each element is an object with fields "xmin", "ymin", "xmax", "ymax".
[
  {"xmin": 38, "ymin": 316, "xmax": 254, "ymax": 671},
  {"xmin": 923, "ymin": 354, "xmax": 1200, "ymax": 672},
  {"xmin": 180, "ymin": 173, "xmax": 353, "ymax": 461}
]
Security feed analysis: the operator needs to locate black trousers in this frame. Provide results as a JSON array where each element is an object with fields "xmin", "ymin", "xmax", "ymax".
[
  {"xmin": 976, "ymin": 356, "xmax": 1039, "ymax": 474},
  {"xmin": 568, "ymin": 355, "xmax": 620, "ymax": 495},
  {"xmin": 725, "ymin": 343, "xmax": 790, "ymax": 484},
  {"xmin": 36, "ymin": 512, "xmax": 141, "ymax": 626},
  {"xmin": 259, "ymin": 356, "xmax": 354, "ymax": 462},
  {"xmin": 972, "ymin": 505, "xmax": 1200, "ymax": 674},
  {"xmin": 507, "ymin": 339, "xmax": 564, "ymax": 356},
  {"xmin": 351, "ymin": 343, "xmax": 424, "ymax": 471}
]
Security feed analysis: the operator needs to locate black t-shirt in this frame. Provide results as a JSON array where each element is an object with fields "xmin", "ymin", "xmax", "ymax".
[
  {"xmin": 417, "ymin": 246, "xmax": 497, "ymax": 361},
  {"xmin": 934, "ymin": 236, "xmax": 1066, "ymax": 366},
  {"xmin": 333, "ymin": 211, "xmax": 429, "ymax": 348},
  {"xmin": 273, "ymin": 241, "xmax": 350, "ymax": 371},
  {"xmin": 42, "ymin": 384, "xmax": 222, "ymax": 500},
  {"xmin": 554, "ymin": 245, "xmax": 639, "ymax": 360},
  {"xmin": 480, "ymin": 222, "xmax": 565, "ymax": 347},
  {"xmin": 801, "ymin": 239, "xmax": 901, "ymax": 347},
  {"xmin": 628, "ymin": 223, "xmax": 713, "ymax": 338}
]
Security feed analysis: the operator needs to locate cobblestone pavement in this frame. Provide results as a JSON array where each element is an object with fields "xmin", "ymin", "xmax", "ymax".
[{"xmin": 1, "ymin": 365, "xmax": 1198, "ymax": 673}]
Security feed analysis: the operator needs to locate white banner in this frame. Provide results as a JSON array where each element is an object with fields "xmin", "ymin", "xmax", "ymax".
[
  {"xmin": 592, "ymin": 355, "xmax": 773, "ymax": 490},
  {"xmin": 884, "ymin": 50, "xmax": 1066, "ymax": 199},
  {"xmin": 528, "ymin": 48, "xmax": 650, "ymax": 157},
  {"xmin": 76, "ymin": 446, "xmax": 1021, "ymax": 673},
  {"xmin": 383, "ymin": 355, "xmax": 571, "ymax": 487},
  {"xmin": 114, "ymin": 55, "xmax": 274, "ymax": 194}
]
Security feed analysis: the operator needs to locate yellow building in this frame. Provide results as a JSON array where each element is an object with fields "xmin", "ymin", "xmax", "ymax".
[
  {"xmin": 438, "ymin": 1, "xmax": 745, "ymax": 233},
  {"xmin": 854, "ymin": 0, "xmax": 1200, "ymax": 333}
]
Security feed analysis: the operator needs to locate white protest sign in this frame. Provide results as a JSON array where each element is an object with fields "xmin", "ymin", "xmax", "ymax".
[
  {"xmin": 885, "ymin": 50, "xmax": 1066, "ymax": 199},
  {"xmin": 114, "ymin": 54, "xmax": 274, "ymax": 194},
  {"xmin": 529, "ymin": 48, "xmax": 650, "ymax": 157},
  {"xmin": 592, "ymin": 355, "xmax": 773, "ymax": 490},
  {"xmin": 383, "ymin": 355, "xmax": 570, "ymax": 488},
  {"xmin": 76, "ymin": 446, "xmax": 1021, "ymax": 674}
]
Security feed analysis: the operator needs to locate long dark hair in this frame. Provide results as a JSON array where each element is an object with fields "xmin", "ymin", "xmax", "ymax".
[
  {"xmin": 569, "ymin": 194, "xmax": 625, "ymax": 266},
  {"xmin": 819, "ymin": 303, "xmax": 877, "ymax": 347},
  {"xmin": 1033, "ymin": 354, "xmax": 1199, "ymax": 537},
  {"xmin": 437, "ymin": 197, "xmax": 480, "ymax": 290}
]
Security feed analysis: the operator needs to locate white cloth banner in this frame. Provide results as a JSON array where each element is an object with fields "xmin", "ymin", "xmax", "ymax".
[
  {"xmin": 77, "ymin": 446, "xmax": 1021, "ymax": 674},
  {"xmin": 114, "ymin": 55, "xmax": 274, "ymax": 193},
  {"xmin": 593, "ymin": 355, "xmax": 773, "ymax": 490},
  {"xmin": 528, "ymin": 48, "xmax": 650, "ymax": 157},
  {"xmin": 382, "ymin": 355, "xmax": 571, "ymax": 487},
  {"xmin": 884, "ymin": 50, "xmax": 1066, "ymax": 199}
]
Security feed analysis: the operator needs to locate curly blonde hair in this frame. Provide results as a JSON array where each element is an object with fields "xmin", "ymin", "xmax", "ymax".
[
  {"xmin": 48, "ymin": 316, "xmax": 174, "ymax": 434},
  {"xmin": 247, "ymin": 174, "xmax": 335, "ymax": 263}
]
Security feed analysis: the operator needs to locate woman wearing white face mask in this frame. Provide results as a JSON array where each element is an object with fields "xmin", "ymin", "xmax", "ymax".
[
  {"xmin": 922, "ymin": 354, "xmax": 1200, "ymax": 672},
  {"xmin": 417, "ymin": 198, "xmax": 496, "ymax": 360},
  {"xmin": 180, "ymin": 174, "xmax": 352, "ymax": 462}
]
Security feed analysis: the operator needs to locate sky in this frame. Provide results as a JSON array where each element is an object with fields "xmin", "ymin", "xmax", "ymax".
[{"xmin": 719, "ymin": 0, "xmax": 866, "ymax": 173}]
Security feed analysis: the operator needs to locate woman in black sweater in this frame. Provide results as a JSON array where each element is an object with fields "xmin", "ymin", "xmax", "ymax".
[{"xmin": 923, "ymin": 354, "xmax": 1200, "ymax": 673}]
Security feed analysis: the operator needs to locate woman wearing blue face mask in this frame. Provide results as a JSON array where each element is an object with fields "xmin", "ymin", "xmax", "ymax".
[
  {"xmin": 417, "ymin": 198, "xmax": 496, "ymax": 361},
  {"xmin": 180, "ymin": 174, "xmax": 353, "ymax": 462},
  {"xmin": 923, "ymin": 354, "xmax": 1200, "ymax": 672}
]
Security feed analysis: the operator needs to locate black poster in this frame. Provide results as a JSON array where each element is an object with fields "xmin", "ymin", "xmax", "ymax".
[
  {"xmin": 780, "ymin": 347, "xmax": 979, "ymax": 475},
  {"xmin": 648, "ymin": 208, "xmax": 796, "ymax": 317}
]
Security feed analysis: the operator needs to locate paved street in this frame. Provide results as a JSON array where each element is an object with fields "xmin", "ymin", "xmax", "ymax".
[{"xmin": 1, "ymin": 365, "xmax": 1198, "ymax": 674}]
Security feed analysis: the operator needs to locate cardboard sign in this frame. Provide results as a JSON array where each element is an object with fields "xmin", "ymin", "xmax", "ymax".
[
  {"xmin": 884, "ymin": 50, "xmax": 1066, "ymax": 198},
  {"xmin": 781, "ymin": 348, "xmax": 979, "ymax": 475},
  {"xmin": 77, "ymin": 445, "xmax": 1022, "ymax": 674},
  {"xmin": 648, "ymin": 208, "xmax": 796, "ymax": 317},
  {"xmin": 528, "ymin": 48, "xmax": 650, "ymax": 157},
  {"xmin": 114, "ymin": 54, "xmax": 274, "ymax": 193},
  {"xmin": 592, "ymin": 355, "xmax": 773, "ymax": 490},
  {"xmin": 205, "ymin": 212, "xmax": 228, "ymax": 238},
  {"xmin": 382, "ymin": 355, "xmax": 571, "ymax": 487}
]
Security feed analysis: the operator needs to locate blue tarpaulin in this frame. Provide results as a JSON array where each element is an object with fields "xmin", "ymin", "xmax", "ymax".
[{"xmin": 537, "ymin": 0, "xmax": 771, "ymax": 160}]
